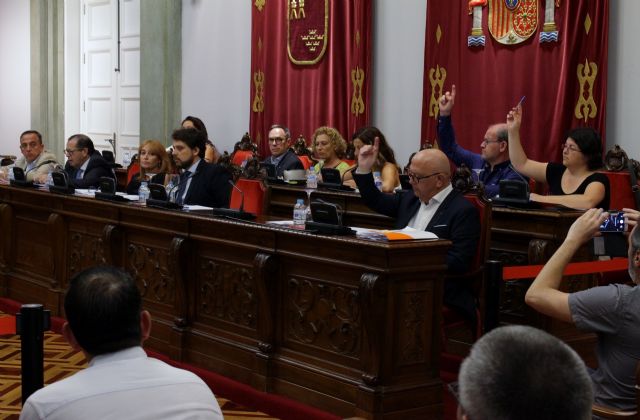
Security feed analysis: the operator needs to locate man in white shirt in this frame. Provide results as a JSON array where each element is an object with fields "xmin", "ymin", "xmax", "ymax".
[
  {"xmin": 20, "ymin": 266, "xmax": 223, "ymax": 420},
  {"xmin": 0, "ymin": 130, "xmax": 58, "ymax": 183}
]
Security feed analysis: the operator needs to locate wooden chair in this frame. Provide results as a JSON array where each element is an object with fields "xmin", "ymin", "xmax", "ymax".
[
  {"xmin": 297, "ymin": 155, "xmax": 313, "ymax": 170},
  {"xmin": 441, "ymin": 191, "xmax": 492, "ymax": 354},
  {"xmin": 231, "ymin": 150, "xmax": 254, "ymax": 167},
  {"xmin": 229, "ymin": 178, "xmax": 267, "ymax": 216},
  {"xmin": 592, "ymin": 361, "xmax": 640, "ymax": 419}
]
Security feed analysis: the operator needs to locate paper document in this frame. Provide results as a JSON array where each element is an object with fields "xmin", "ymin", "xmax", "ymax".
[
  {"xmin": 353, "ymin": 226, "xmax": 438, "ymax": 241},
  {"xmin": 183, "ymin": 205, "xmax": 214, "ymax": 211}
]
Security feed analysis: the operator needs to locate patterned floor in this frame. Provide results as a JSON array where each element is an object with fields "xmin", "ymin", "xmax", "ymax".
[{"xmin": 0, "ymin": 316, "xmax": 276, "ymax": 419}]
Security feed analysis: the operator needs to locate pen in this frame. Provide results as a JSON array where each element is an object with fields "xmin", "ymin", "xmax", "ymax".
[{"xmin": 516, "ymin": 95, "xmax": 526, "ymax": 108}]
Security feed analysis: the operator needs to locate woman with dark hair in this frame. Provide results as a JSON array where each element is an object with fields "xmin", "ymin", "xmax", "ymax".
[
  {"xmin": 342, "ymin": 126, "xmax": 400, "ymax": 192},
  {"xmin": 181, "ymin": 116, "xmax": 221, "ymax": 164},
  {"xmin": 126, "ymin": 139, "xmax": 172, "ymax": 194},
  {"xmin": 507, "ymin": 105, "xmax": 609, "ymax": 209}
]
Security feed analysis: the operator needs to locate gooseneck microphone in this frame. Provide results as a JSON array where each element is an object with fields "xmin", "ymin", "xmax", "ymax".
[
  {"xmin": 211, "ymin": 179, "xmax": 256, "ymax": 220},
  {"xmin": 228, "ymin": 179, "xmax": 245, "ymax": 212}
]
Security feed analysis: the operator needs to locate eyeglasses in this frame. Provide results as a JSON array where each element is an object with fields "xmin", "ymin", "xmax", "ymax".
[
  {"xmin": 268, "ymin": 137, "xmax": 286, "ymax": 144},
  {"xmin": 481, "ymin": 138, "xmax": 503, "ymax": 145},
  {"xmin": 64, "ymin": 148, "xmax": 83, "ymax": 155},
  {"xmin": 19, "ymin": 142, "xmax": 41, "ymax": 150},
  {"xmin": 562, "ymin": 142, "xmax": 581, "ymax": 153},
  {"xmin": 407, "ymin": 171, "xmax": 441, "ymax": 183}
]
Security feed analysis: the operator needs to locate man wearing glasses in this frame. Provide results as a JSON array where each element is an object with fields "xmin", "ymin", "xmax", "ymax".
[
  {"xmin": 0, "ymin": 130, "xmax": 59, "ymax": 183},
  {"xmin": 262, "ymin": 124, "xmax": 303, "ymax": 177},
  {"xmin": 354, "ymin": 142, "xmax": 480, "ymax": 322},
  {"xmin": 64, "ymin": 134, "xmax": 114, "ymax": 188},
  {"xmin": 437, "ymin": 84, "xmax": 522, "ymax": 198}
]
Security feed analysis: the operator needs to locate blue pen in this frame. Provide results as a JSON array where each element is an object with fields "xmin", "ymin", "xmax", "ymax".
[{"xmin": 516, "ymin": 95, "xmax": 526, "ymax": 107}]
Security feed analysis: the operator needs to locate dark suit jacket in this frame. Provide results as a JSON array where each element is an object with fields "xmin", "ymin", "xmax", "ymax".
[
  {"xmin": 354, "ymin": 172, "xmax": 480, "ymax": 320},
  {"xmin": 64, "ymin": 152, "xmax": 115, "ymax": 188},
  {"xmin": 263, "ymin": 150, "xmax": 304, "ymax": 177},
  {"xmin": 183, "ymin": 160, "xmax": 231, "ymax": 208},
  {"xmin": 126, "ymin": 172, "xmax": 166, "ymax": 195}
]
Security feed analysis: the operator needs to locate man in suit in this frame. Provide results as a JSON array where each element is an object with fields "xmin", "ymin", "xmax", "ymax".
[
  {"xmin": 20, "ymin": 266, "xmax": 223, "ymax": 420},
  {"xmin": 354, "ymin": 141, "xmax": 480, "ymax": 320},
  {"xmin": 0, "ymin": 130, "xmax": 59, "ymax": 183},
  {"xmin": 171, "ymin": 127, "xmax": 231, "ymax": 208},
  {"xmin": 262, "ymin": 124, "xmax": 303, "ymax": 177},
  {"xmin": 456, "ymin": 325, "xmax": 592, "ymax": 420},
  {"xmin": 64, "ymin": 134, "xmax": 114, "ymax": 188},
  {"xmin": 437, "ymin": 84, "xmax": 522, "ymax": 198},
  {"xmin": 525, "ymin": 208, "xmax": 640, "ymax": 411}
]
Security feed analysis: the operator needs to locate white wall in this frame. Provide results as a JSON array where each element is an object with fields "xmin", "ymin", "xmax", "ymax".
[
  {"xmin": 606, "ymin": 1, "xmax": 640, "ymax": 160},
  {"xmin": 0, "ymin": 0, "xmax": 31, "ymax": 157},
  {"xmin": 181, "ymin": 0, "xmax": 251, "ymax": 155}
]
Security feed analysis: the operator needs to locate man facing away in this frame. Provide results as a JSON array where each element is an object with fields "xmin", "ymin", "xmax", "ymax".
[
  {"xmin": 437, "ymin": 84, "xmax": 523, "ymax": 197},
  {"xmin": 525, "ymin": 208, "xmax": 640, "ymax": 412},
  {"xmin": 0, "ymin": 130, "xmax": 59, "ymax": 183},
  {"xmin": 262, "ymin": 124, "xmax": 303, "ymax": 177},
  {"xmin": 20, "ymin": 266, "xmax": 223, "ymax": 420},
  {"xmin": 456, "ymin": 325, "xmax": 593, "ymax": 420},
  {"xmin": 171, "ymin": 127, "xmax": 231, "ymax": 208},
  {"xmin": 353, "ymin": 140, "xmax": 480, "ymax": 322},
  {"xmin": 63, "ymin": 134, "xmax": 114, "ymax": 188}
]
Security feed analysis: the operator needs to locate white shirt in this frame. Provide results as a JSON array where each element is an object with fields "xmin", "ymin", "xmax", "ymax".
[
  {"xmin": 407, "ymin": 184, "xmax": 453, "ymax": 231},
  {"xmin": 20, "ymin": 347, "xmax": 223, "ymax": 420}
]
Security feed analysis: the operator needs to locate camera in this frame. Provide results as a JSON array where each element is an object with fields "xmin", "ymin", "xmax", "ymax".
[{"xmin": 599, "ymin": 211, "xmax": 626, "ymax": 233}]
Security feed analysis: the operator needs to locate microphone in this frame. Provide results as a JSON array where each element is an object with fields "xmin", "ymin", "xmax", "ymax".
[
  {"xmin": 146, "ymin": 170, "xmax": 198, "ymax": 210},
  {"xmin": 507, "ymin": 164, "xmax": 530, "ymax": 193},
  {"xmin": 168, "ymin": 170, "xmax": 197, "ymax": 204},
  {"xmin": 211, "ymin": 179, "xmax": 256, "ymax": 220}
]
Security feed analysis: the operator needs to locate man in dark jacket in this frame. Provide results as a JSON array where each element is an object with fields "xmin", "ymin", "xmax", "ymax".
[
  {"xmin": 64, "ymin": 134, "xmax": 114, "ymax": 188},
  {"xmin": 262, "ymin": 124, "xmax": 303, "ymax": 177}
]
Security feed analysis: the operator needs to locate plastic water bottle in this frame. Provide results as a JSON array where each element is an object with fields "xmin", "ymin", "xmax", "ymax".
[
  {"xmin": 138, "ymin": 181, "xmax": 150, "ymax": 204},
  {"xmin": 7, "ymin": 165, "xmax": 15, "ymax": 181},
  {"xmin": 46, "ymin": 169, "xmax": 54, "ymax": 186},
  {"xmin": 123, "ymin": 152, "xmax": 131, "ymax": 168},
  {"xmin": 373, "ymin": 171, "xmax": 383, "ymax": 191},
  {"xmin": 293, "ymin": 199, "xmax": 306, "ymax": 226},
  {"xmin": 306, "ymin": 203, "xmax": 312, "ymax": 222},
  {"xmin": 306, "ymin": 168, "xmax": 317, "ymax": 189}
]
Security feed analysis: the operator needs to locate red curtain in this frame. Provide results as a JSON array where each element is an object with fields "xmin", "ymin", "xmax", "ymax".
[
  {"xmin": 250, "ymin": 0, "xmax": 372, "ymax": 158},
  {"xmin": 421, "ymin": 1, "xmax": 609, "ymax": 162}
]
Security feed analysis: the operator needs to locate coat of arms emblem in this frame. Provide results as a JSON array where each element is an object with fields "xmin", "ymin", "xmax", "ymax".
[
  {"xmin": 287, "ymin": 0, "xmax": 329, "ymax": 65},
  {"xmin": 488, "ymin": 0, "xmax": 538, "ymax": 45}
]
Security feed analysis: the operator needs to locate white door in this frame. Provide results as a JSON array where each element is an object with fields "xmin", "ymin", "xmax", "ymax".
[{"xmin": 81, "ymin": 0, "xmax": 139, "ymax": 165}]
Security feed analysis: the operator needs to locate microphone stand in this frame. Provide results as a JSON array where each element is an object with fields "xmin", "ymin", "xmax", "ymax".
[{"xmin": 211, "ymin": 180, "xmax": 256, "ymax": 220}]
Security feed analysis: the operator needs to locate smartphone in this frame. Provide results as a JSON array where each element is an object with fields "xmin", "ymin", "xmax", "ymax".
[{"xmin": 599, "ymin": 211, "xmax": 626, "ymax": 233}]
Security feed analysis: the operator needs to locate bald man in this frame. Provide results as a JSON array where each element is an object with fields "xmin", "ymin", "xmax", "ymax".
[
  {"xmin": 438, "ymin": 84, "xmax": 523, "ymax": 198},
  {"xmin": 354, "ymin": 142, "xmax": 480, "ymax": 321}
]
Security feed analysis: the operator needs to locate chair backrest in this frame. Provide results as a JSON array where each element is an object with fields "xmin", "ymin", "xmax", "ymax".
[
  {"xmin": 231, "ymin": 150, "xmax": 254, "ymax": 167},
  {"xmin": 464, "ymin": 192, "xmax": 492, "ymax": 273},
  {"xmin": 592, "ymin": 360, "xmax": 640, "ymax": 419},
  {"xmin": 599, "ymin": 170, "xmax": 637, "ymax": 210},
  {"xmin": 229, "ymin": 178, "xmax": 266, "ymax": 216},
  {"xmin": 127, "ymin": 162, "xmax": 140, "ymax": 184},
  {"xmin": 297, "ymin": 155, "xmax": 313, "ymax": 170}
]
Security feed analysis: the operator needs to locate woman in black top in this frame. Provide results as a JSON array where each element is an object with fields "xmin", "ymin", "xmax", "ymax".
[
  {"xmin": 506, "ymin": 105, "xmax": 609, "ymax": 210},
  {"xmin": 126, "ymin": 139, "xmax": 172, "ymax": 195}
]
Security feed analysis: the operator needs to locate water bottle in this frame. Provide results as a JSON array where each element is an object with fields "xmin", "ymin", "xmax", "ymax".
[
  {"xmin": 123, "ymin": 152, "xmax": 131, "ymax": 168},
  {"xmin": 293, "ymin": 199, "xmax": 306, "ymax": 226},
  {"xmin": 373, "ymin": 171, "xmax": 383, "ymax": 191},
  {"xmin": 306, "ymin": 202, "xmax": 312, "ymax": 222},
  {"xmin": 138, "ymin": 181, "xmax": 150, "ymax": 204},
  {"xmin": 306, "ymin": 167, "xmax": 317, "ymax": 189},
  {"xmin": 46, "ymin": 169, "xmax": 54, "ymax": 187},
  {"xmin": 7, "ymin": 165, "xmax": 15, "ymax": 181}
]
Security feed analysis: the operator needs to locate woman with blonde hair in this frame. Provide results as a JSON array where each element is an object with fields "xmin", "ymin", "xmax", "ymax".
[
  {"xmin": 311, "ymin": 126, "xmax": 350, "ymax": 176},
  {"xmin": 126, "ymin": 139, "xmax": 172, "ymax": 194}
]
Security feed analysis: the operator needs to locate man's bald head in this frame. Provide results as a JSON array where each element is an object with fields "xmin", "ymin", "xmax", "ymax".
[{"xmin": 408, "ymin": 148, "xmax": 452, "ymax": 203}]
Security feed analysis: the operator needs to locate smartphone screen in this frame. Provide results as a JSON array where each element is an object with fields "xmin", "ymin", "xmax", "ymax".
[{"xmin": 599, "ymin": 211, "xmax": 626, "ymax": 232}]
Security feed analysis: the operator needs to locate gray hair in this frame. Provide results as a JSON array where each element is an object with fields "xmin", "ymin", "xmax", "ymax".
[{"xmin": 458, "ymin": 325, "xmax": 593, "ymax": 420}]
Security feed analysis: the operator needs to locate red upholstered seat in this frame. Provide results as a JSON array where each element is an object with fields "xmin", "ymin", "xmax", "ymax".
[
  {"xmin": 231, "ymin": 150, "xmax": 254, "ymax": 167},
  {"xmin": 599, "ymin": 170, "xmax": 638, "ymax": 210},
  {"xmin": 441, "ymin": 192, "xmax": 492, "ymax": 354},
  {"xmin": 297, "ymin": 155, "xmax": 313, "ymax": 170},
  {"xmin": 229, "ymin": 178, "xmax": 266, "ymax": 216},
  {"xmin": 127, "ymin": 162, "xmax": 140, "ymax": 184}
]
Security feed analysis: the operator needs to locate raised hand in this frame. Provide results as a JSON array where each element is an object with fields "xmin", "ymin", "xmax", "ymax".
[
  {"xmin": 357, "ymin": 137, "xmax": 380, "ymax": 173},
  {"xmin": 506, "ymin": 104, "xmax": 523, "ymax": 133},
  {"xmin": 438, "ymin": 84, "xmax": 456, "ymax": 117}
]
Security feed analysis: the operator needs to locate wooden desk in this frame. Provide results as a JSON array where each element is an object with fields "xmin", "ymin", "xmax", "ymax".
[{"xmin": 0, "ymin": 184, "xmax": 450, "ymax": 419}]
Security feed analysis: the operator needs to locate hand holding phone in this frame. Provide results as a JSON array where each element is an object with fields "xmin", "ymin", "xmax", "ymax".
[{"xmin": 599, "ymin": 211, "xmax": 626, "ymax": 232}]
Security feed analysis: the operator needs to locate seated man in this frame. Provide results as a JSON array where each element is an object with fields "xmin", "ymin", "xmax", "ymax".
[
  {"xmin": 353, "ymin": 140, "xmax": 480, "ymax": 321},
  {"xmin": 63, "ymin": 134, "xmax": 114, "ymax": 188},
  {"xmin": 525, "ymin": 208, "xmax": 640, "ymax": 411},
  {"xmin": 262, "ymin": 124, "xmax": 303, "ymax": 177},
  {"xmin": 456, "ymin": 325, "xmax": 593, "ymax": 420},
  {"xmin": 0, "ymin": 130, "xmax": 59, "ymax": 183},
  {"xmin": 20, "ymin": 266, "xmax": 223, "ymax": 420},
  {"xmin": 171, "ymin": 127, "xmax": 231, "ymax": 207},
  {"xmin": 438, "ymin": 84, "xmax": 523, "ymax": 198}
]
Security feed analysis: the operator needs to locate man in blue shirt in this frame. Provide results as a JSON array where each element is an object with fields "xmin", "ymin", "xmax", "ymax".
[{"xmin": 437, "ymin": 84, "xmax": 523, "ymax": 198}]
